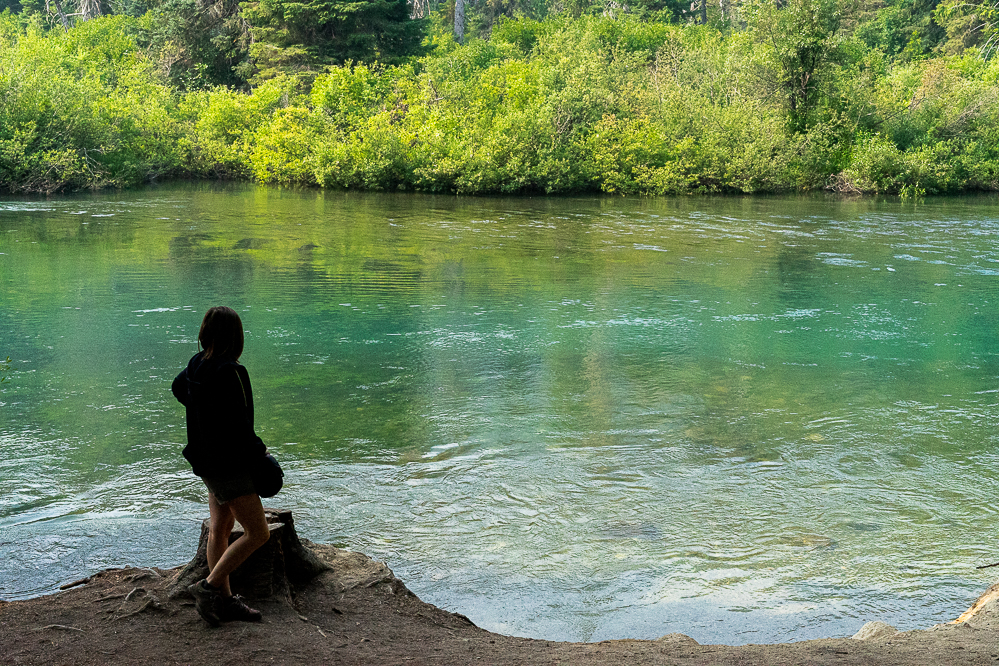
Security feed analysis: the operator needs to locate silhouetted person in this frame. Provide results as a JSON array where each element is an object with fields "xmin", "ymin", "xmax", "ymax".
[{"xmin": 172, "ymin": 306, "xmax": 270, "ymax": 626}]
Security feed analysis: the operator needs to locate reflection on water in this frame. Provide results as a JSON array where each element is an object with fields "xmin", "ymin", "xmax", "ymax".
[{"xmin": 2, "ymin": 184, "xmax": 999, "ymax": 645}]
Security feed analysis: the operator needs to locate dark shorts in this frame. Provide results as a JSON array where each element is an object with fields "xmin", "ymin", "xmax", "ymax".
[{"xmin": 202, "ymin": 473, "xmax": 257, "ymax": 504}]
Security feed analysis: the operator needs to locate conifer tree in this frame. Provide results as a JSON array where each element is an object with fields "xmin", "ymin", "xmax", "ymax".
[{"xmin": 241, "ymin": 0, "xmax": 427, "ymax": 85}]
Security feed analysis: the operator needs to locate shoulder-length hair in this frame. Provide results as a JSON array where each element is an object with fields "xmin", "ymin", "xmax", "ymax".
[{"xmin": 198, "ymin": 306, "xmax": 244, "ymax": 361}]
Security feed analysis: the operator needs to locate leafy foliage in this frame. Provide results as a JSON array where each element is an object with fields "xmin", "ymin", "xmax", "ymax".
[
  {"xmin": 241, "ymin": 0, "xmax": 427, "ymax": 85},
  {"xmin": 136, "ymin": 0, "xmax": 251, "ymax": 90},
  {"xmin": 742, "ymin": 0, "xmax": 846, "ymax": 129},
  {"xmin": 0, "ymin": 14, "xmax": 187, "ymax": 192},
  {"xmin": 5, "ymin": 1, "xmax": 999, "ymax": 195},
  {"xmin": 854, "ymin": 0, "xmax": 945, "ymax": 58}
]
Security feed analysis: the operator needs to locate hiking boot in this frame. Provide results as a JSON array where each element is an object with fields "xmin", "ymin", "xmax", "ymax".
[
  {"xmin": 221, "ymin": 594, "xmax": 262, "ymax": 623},
  {"xmin": 187, "ymin": 579, "xmax": 224, "ymax": 627}
]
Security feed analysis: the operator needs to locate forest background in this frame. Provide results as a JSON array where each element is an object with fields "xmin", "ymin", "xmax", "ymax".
[{"xmin": 2, "ymin": 0, "xmax": 999, "ymax": 196}]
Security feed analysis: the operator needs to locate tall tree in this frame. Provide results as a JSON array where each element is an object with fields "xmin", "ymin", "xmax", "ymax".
[
  {"xmin": 140, "ymin": 0, "xmax": 251, "ymax": 89},
  {"xmin": 47, "ymin": 0, "xmax": 71, "ymax": 28},
  {"xmin": 17, "ymin": 0, "xmax": 109, "ymax": 29},
  {"xmin": 744, "ymin": 0, "xmax": 844, "ymax": 128},
  {"xmin": 242, "ymin": 0, "xmax": 427, "ymax": 85},
  {"xmin": 78, "ymin": 0, "xmax": 103, "ymax": 19}
]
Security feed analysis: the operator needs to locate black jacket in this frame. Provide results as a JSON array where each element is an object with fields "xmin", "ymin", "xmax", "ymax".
[{"xmin": 172, "ymin": 352, "xmax": 266, "ymax": 478}]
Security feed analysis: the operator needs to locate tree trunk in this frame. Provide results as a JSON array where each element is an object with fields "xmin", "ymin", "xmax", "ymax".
[
  {"xmin": 78, "ymin": 0, "xmax": 104, "ymax": 21},
  {"xmin": 47, "ymin": 0, "xmax": 70, "ymax": 31},
  {"xmin": 410, "ymin": 0, "xmax": 431, "ymax": 18},
  {"xmin": 454, "ymin": 0, "xmax": 465, "ymax": 44},
  {"xmin": 700, "ymin": 0, "xmax": 707, "ymax": 25},
  {"xmin": 167, "ymin": 508, "xmax": 330, "ymax": 601}
]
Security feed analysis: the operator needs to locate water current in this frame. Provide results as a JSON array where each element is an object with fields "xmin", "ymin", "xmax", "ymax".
[{"xmin": 2, "ymin": 183, "xmax": 999, "ymax": 645}]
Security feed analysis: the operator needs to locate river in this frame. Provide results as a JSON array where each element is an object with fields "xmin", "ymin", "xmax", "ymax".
[{"xmin": 1, "ymin": 183, "xmax": 998, "ymax": 645}]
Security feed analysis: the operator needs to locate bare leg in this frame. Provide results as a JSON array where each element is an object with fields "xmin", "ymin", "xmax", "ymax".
[
  {"xmin": 205, "ymin": 493, "xmax": 270, "ymax": 593},
  {"xmin": 206, "ymin": 492, "xmax": 236, "ymax": 597}
]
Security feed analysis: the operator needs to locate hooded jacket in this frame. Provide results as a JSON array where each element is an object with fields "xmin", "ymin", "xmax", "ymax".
[{"xmin": 171, "ymin": 351, "xmax": 266, "ymax": 478}]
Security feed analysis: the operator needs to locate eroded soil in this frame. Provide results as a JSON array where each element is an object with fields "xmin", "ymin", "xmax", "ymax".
[{"xmin": 2, "ymin": 543, "xmax": 998, "ymax": 665}]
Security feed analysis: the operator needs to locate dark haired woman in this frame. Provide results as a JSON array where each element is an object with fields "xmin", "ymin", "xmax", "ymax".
[{"xmin": 172, "ymin": 306, "xmax": 271, "ymax": 626}]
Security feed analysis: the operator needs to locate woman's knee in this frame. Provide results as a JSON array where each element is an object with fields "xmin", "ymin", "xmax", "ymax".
[
  {"xmin": 229, "ymin": 494, "xmax": 270, "ymax": 548},
  {"xmin": 247, "ymin": 525, "xmax": 271, "ymax": 549}
]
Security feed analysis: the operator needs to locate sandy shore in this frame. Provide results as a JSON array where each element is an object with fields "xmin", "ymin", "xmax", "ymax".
[{"xmin": 2, "ymin": 540, "xmax": 998, "ymax": 665}]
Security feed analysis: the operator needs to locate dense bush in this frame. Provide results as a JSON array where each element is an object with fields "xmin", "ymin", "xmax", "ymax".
[
  {"xmin": 5, "ymin": 4, "xmax": 999, "ymax": 196},
  {"xmin": 0, "ymin": 14, "xmax": 187, "ymax": 193}
]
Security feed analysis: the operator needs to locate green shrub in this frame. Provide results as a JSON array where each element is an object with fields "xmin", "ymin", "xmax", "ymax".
[
  {"xmin": 184, "ymin": 77, "xmax": 292, "ymax": 177},
  {"xmin": 0, "ymin": 15, "xmax": 186, "ymax": 192},
  {"xmin": 6, "ymin": 9, "xmax": 999, "ymax": 197}
]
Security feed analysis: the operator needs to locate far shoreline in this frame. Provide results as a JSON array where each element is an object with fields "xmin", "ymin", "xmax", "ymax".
[{"xmin": 8, "ymin": 178, "xmax": 999, "ymax": 202}]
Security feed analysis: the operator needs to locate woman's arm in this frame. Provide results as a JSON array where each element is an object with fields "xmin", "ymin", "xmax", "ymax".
[
  {"xmin": 171, "ymin": 367, "xmax": 190, "ymax": 406},
  {"xmin": 221, "ymin": 363, "xmax": 266, "ymax": 459}
]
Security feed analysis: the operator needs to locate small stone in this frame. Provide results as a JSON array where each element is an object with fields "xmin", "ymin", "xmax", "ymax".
[
  {"xmin": 852, "ymin": 621, "xmax": 898, "ymax": 641},
  {"xmin": 656, "ymin": 633, "xmax": 700, "ymax": 646}
]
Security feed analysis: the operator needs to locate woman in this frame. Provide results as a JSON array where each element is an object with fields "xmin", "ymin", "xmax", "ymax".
[{"xmin": 172, "ymin": 306, "xmax": 272, "ymax": 626}]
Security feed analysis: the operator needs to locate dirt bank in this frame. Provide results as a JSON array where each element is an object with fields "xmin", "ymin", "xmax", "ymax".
[{"xmin": 2, "ymin": 540, "xmax": 998, "ymax": 665}]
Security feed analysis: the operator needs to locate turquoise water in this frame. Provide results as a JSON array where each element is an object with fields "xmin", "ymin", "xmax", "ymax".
[{"xmin": 2, "ymin": 183, "xmax": 999, "ymax": 645}]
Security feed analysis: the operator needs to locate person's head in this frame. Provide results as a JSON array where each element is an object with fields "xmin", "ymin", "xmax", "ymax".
[{"xmin": 198, "ymin": 306, "xmax": 244, "ymax": 361}]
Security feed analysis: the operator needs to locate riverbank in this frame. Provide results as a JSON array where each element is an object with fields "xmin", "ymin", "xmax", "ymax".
[
  {"xmin": 2, "ymin": 541, "xmax": 997, "ymax": 665},
  {"xmin": 6, "ymin": 12, "xmax": 999, "ymax": 197}
]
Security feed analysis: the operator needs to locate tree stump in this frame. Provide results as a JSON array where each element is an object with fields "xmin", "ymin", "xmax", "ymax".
[{"xmin": 168, "ymin": 508, "xmax": 330, "ymax": 601}]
